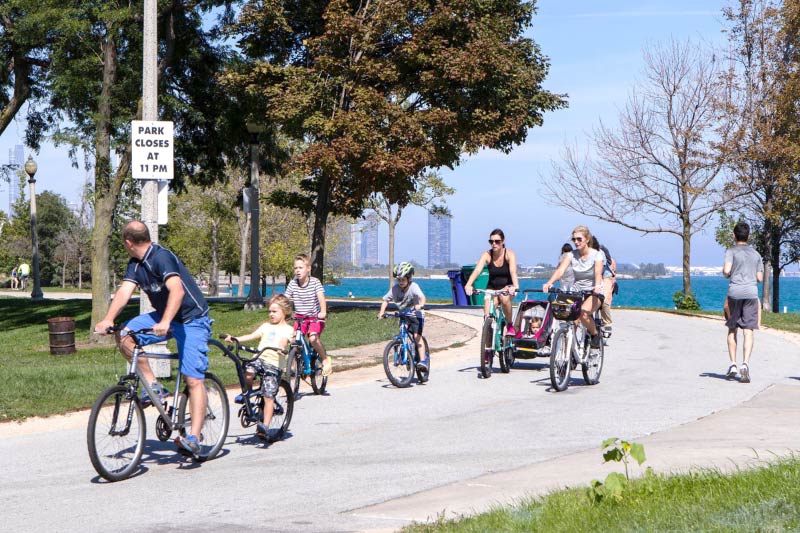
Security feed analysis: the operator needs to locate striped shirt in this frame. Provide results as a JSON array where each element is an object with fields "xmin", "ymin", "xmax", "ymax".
[{"xmin": 285, "ymin": 276, "xmax": 324, "ymax": 316}]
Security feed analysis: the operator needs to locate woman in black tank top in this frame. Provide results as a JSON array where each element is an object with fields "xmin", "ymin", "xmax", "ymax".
[{"xmin": 464, "ymin": 229, "xmax": 520, "ymax": 336}]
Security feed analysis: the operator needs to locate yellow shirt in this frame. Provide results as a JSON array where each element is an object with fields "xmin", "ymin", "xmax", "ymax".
[{"xmin": 253, "ymin": 322, "xmax": 294, "ymax": 368}]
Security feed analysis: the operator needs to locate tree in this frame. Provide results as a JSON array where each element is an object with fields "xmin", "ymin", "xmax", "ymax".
[
  {"xmin": 0, "ymin": 0, "xmax": 52, "ymax": 137},
  {"xmin": 719, "ymin": 0, "xmax": 800, "ymax": 311},
  {"xmin": 366, "ymin": 171, "xmax": 454, "ymax": 288},
  {"xmin": 224, "ymin": 0, "xmax": 566, "ymax": 279},
  {"xmin": 545, "ymin": 39, "xmax": 731, "ymax": 296}
]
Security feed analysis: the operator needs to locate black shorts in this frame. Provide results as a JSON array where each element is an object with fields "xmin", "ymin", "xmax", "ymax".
[
  {"xmin": 405, "ymin": 315, "xmax": 424, "ymax": 335},
  {"xmin": 246, "ymin": 359, "xmax": 281, "ymax": 400},
  {"xmin": 725, "ymin": 297, "xmax": 759, "ymax": 330}
]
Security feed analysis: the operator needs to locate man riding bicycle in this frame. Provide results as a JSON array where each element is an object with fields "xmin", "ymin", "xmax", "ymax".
[{"xmin": 94, "ymin": 220, "xmax": 212, "ymax": 457}]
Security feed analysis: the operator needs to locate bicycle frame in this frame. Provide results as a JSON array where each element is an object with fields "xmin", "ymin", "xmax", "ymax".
[
  {"xmin": 387, "ymin": 312, "xmax": 419, "ymax": 366},
  {"xmin": 292, "ymin": 328, "xmax": 318, "ymax": 376},
  {"xmin": 478, "ymin": 289, "xmax": 512, "ymax": 353},
  {"xmin": 127, "ymin": 343, "xmax": 185, "ymax": 433}
]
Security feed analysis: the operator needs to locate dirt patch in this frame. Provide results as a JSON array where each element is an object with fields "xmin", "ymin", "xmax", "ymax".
[{"xmin": 329, "ymin": 314, "xmax": 475, "ymax": 372}]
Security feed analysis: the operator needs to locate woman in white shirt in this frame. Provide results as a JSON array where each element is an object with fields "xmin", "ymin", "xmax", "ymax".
[{"xmin": 543, "ymin": 225, "xmax": 604, "ymax": 348}]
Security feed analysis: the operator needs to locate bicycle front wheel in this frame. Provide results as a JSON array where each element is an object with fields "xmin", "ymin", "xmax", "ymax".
[
  {"xmin": 87, "ymin": 385, "xmax": 145, "ymax": 482},
  {"xmin": 549, "ymin": 328, "xmax": 571, "ymax": 392},
  {"xmin": 582, "ymin": 337, "xmax": 604, "ymax": 385},
  {"xmin": 266, "ymin": 380, "xmax": 294, "ymax": 442},
  {"xmin": 383, "ymin": 339, "xmax": 414, "ymax": 387},
  {"xmin": 287, "ymin": 347, "xmax": 301, "ymax": 398},
  {"xmin": 480, "ymin": 318, "xmax": 494, "ymax": 378},
  {"xmin": 178, "ymin": 372, "xmax": 230, "ymax": 461},
  {"xmin": 311, "ymin": 357, "xmax": 328, "ymax": 394}
]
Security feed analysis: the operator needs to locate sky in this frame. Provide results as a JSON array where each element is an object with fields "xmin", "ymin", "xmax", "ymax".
[{"xmin": 0, "ymin": 0, "xmax": 752, "ymax": 269}]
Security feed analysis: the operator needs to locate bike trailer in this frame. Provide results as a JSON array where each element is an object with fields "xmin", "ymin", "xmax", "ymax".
[{"xmin": 512, "ymin": 296, "xmax": 555, "ymax": 357}]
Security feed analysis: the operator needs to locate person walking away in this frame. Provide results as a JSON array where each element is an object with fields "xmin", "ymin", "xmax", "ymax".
[
  {"xmin": 559, "ymin": 243, "xmax": 575, "ymax": 289},
  {"xmin": 377, "ymin": 262, "xmax": 428, "ymax": 371},
  {"xmin": 723, "ymin": 221, "xmax": 763, "ymax": 383},
  {"xmin": 94, "ymin": 220, "xmax": 212, "ymax": 457},
  {"xmin": 285, "ymin": 254, "xmax": 332, "ymax": 376},
  {"xmin": 10, "ymin": 264, "xmax": 18, "ymax": 290},
  {"xmin": 18, "ymin": 260, "xmax": 30, "ymax": 289}
]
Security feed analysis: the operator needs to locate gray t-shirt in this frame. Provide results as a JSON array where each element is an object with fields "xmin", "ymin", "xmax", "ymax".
[
  {"xmin": 725, "ymin": 244, "xmax": 763, "ymax": 299},
  {"xmin": 383, "ymin": 282, "xmax": 425, "ymax": 316},
  {"xmin": 560, "ymin": 252, "xmax": 575, "ymax": 288},
  {"xmin": 571, "ymin": 249, "xmax": 603, "ymax": 291}
]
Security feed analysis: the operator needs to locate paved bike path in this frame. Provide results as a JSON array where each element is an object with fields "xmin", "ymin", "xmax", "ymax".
[{"xmin": 1, "ymin": 309, "xmax": 798, "ymax": 532}]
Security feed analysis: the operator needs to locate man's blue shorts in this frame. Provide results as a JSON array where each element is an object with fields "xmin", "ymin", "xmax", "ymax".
[{"xmin": 123, "ymin": 312, "xmax": 211, "ymax": 379}]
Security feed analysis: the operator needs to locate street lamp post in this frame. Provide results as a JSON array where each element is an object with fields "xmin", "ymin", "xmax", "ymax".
[
  {"xmin": 24, "ymin": 156, "xmax": 43, "ymax": 300},
  {"xmin": 244, "ymin": 123, "xmax": 264, "ymax": 310}
]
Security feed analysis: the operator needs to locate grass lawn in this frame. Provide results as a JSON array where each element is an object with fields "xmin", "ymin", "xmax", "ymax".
[
  {"xmin": 0, "ymin": 298, "xmax": 396, "ymax": 421},
  {"xmin": 406, "ymin": 458, "xmax": 800, "ymax": 532}
]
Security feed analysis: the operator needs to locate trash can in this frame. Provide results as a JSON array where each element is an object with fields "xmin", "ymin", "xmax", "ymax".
[
  {"xmin": 447, "ymin": 270, "xmax": 469, "ymax": 305},
  {"xmin": 461, "ymin": 264, "xmax": 489, "ymax": 306},
  {"xmin": 47, "ymin": 317, "xmax": 76, "ymax": 355}
]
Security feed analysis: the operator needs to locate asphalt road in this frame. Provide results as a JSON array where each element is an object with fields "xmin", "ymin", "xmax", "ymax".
[{"xmin": 2, "ymin": 309, "xmax": 799, "ymax": 532}]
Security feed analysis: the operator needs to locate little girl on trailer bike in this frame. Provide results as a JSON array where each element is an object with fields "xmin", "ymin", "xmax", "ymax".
[
  {"xmin": 224, "ymin": 294, "xmax": 294, "ymax": 440},
  {"xmin": 378, "ymin": 262, "xmax": 428, "ymax": 371}
]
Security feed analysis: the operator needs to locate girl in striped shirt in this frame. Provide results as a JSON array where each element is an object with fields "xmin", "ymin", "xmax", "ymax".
[{"xmin": 285, "ymin": 254, "xmax": 332, "ymax": 376}]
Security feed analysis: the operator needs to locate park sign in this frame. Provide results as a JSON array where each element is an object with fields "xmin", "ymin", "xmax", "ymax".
[{"xmin": 131, "ymin": 120, "xmax": 174, "ymax": 180}]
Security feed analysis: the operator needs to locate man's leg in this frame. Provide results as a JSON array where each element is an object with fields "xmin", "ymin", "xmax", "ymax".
[
  {"xmin": 742, "ymin": 328, "xmax": 754, "ymax": 365},
  {"xmin": 727, "ymin": 328, "xmax": 738, "ymax": 364},
  {"xmin": 186, "ymin": 376, "xmax": 207, "ymax": 439}
]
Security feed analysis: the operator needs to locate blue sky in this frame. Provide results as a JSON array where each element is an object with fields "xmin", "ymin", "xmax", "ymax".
[{"xmin": 0, "ymin": 1, "xmax": 740, "ymax": 268}]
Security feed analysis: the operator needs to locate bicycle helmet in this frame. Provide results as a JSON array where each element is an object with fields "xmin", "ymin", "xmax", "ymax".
[{"xmin": 393, "ymin": 261, "xmax": 415, "ymax": 278}]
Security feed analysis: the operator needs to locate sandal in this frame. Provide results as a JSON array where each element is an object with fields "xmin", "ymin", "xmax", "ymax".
[{"xmin": 322, "ymin": 357, "xmax": 333, "ymax": 377}]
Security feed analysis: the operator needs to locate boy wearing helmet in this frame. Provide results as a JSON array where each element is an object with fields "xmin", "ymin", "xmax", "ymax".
[{"xmin": 378, "ymin": 261, "xmax": 428, "ymax": 371}]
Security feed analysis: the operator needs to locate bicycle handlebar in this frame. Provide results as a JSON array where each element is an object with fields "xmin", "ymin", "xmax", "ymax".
[
  {"xmin": 473, "ymin": 288, "xmax": 511, "ymax": 296},
  {"xmin": 293, "ymin": 316, "xmax": 325, "ymax": 323},
  {"xmin": 219, "ymin": 333, "xmax": 288, "ymax": 364},
  {"xmin": 381, "ymin": 310, "xmax": 417, "ymax": 319}
]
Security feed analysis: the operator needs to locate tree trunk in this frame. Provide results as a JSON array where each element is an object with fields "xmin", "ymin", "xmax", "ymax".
[
  {"xmin": 62, "ymin": 251, "xmax": 66, "ymax": 288},
  {"xmin": 387, "ymin": 218, "xmax": 396, "ymax": 291},
  {"xmin": 0, "ymin": 50, "xmax": 32, "ymax": 137},
  {"xmin": 209, "ymin": 219, "xmax": 219, "ymax": 297},
  {"xmin": 770, "ymin": 227, "xmax": 781, "ymax": 312},
  {"xmin": 310, "ymin": 173, "xmax": 332, "ymax": 281},
  {"xmin": 90, "ymin": 31, "xmax": 119, "ymax": 332},
  {"xmin": 78, "ymin": 254, "xmax": 82, "ymax": 290},
  {"xmin": 681, "ymin": 216, "xmax": 692, "ymax": 295}
]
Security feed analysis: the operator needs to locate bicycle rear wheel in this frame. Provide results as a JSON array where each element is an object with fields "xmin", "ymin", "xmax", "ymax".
[
  {"xmin": 582, "ymin": 336, "xmax": 604, "ymax": 385},
  {"xmin": 480, "ymin": 318, "xmax": 494, "ymax": 378},
  {"xmin": 415, "ymin": 337, "xmax": 430, "ymax": 383},
  {"xmin": 384, "ymin": 339, "xmax": 414, "ymax": 387},
  {"xmin": 87, "ymin": 385, "xmax": 145, "ymax": 482},
  {"xmin": 286, "ymin": 347, "xmax": 301, "ymax": 398},
  {"xmin": 500, "ymin": 343, "xmax": 516, "ymax": 373},
  {"xmin": 266, "ymin": 381, "xmax": 294, "ymax": 442},
  {"xmin": 178, "ymin": 372, "xmax": 230, "ymax": 460},
  {"xmin": 549, "ymin": 328, "xmax": 571, "ymax": 391},
  {"xmin": 310, "ymin": 357, "xmax": 328, "ymax": 394}
]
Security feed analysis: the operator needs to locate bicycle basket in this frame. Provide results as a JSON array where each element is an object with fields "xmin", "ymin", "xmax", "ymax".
[{"xmin": 551, "ymin": 294, "xmax": 582, "ymax": 321}]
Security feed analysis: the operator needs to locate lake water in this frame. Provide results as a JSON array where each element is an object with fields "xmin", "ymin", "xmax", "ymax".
[{"xmin": 317, "ymin": 276, "xmax": 800, "ymax": 312}]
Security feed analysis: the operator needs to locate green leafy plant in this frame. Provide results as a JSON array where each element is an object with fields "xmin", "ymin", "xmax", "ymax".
[
  {"xmin": 673, "ymin": 290, "xmax": 701, "ymax": 310},
  {"xmin": 588, "ymin": 438, "xmax": 649, "ymax": 503}
]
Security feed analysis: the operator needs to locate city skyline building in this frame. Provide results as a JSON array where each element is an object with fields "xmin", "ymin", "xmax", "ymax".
[
  {"xmin": 427, "ymin": 210, "xmax": 452, "ymax": 268},
  {"xmin": 6, "ymin": 144, "xmax": 24, "ymax": 215},
  {"xmin": 360, "ymin": 223, "xmax": 379, "ymax": 266}
]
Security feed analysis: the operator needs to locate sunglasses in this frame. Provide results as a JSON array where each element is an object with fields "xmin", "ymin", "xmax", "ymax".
[
  {"xmin": 488, "ymin": 239, "xmax": 503, "ymax": 244},
  {"xmin": 571, "ymin": 237, "xmax": 584, "ymax": 243}
]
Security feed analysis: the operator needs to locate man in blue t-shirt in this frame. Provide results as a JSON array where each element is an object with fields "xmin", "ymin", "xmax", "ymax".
[{"xmin": 95, "ymin": 220, "xmax": 211, "ymax": 457}]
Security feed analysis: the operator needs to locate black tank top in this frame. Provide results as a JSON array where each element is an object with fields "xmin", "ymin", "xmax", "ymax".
[{"xmin": 487, "ymin": 250, "xmax": 511, "ymax": 289}]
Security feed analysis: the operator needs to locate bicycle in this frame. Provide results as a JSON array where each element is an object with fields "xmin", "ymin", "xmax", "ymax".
[
  {"xmin": 474, "ymin": 288, "xmax": 516, "ymax": 378},
  {"xmin": 217, "ymin": 335, "xmax": 294, "ymax": 443},
  {"xmin": 547, "ymin": 288, "xmax": 605, "ymax": 392},
  {"xmin": 87, "ymin": 327, "xmax": 230, "ymax": 482},
  {"xmin": 285, "ymin": 316, "xmax": 328, "ymax": 397},
  {"xmin": 381, "ymin": 310, "xmax": 430, "ymax": 388}
]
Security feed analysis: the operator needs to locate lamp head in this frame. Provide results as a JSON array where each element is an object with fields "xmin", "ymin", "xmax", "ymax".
[{"xmin": 24, "ymin": 156, "xmax": 37, "ymax": 180}]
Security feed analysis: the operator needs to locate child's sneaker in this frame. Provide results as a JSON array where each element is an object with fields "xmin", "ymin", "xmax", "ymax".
[
  {"xmin": 506, "ymin": 326, "xmax": 517, "ymax": 337},
  {"xmin": 740, "ymin": 363, "xmax": 751, "ymax": 383},
  {"xmin": 416, "ymin": 358, "xmax": 429, "ymax": 372},
  {"xmin": 726, "ymin": 364, "xmax": 738, "ymax": 379}
]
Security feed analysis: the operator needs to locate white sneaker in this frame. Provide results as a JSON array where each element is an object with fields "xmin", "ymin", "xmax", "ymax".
[
  {"xmin": 726, "ymin": 364, "xmax": 738, "ymax": 379},
  {"xmin": 740, "ymin": 363, "xmax": 751, "ymax": 383}
]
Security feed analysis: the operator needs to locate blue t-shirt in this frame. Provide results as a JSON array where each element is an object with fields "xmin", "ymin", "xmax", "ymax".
[{"xmin": 123, "ymin": 243, "xmax": 208, "ymax": 322}]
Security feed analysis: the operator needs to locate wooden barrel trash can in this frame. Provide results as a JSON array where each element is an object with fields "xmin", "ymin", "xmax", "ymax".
[{"xmin": 47, "ymin": 317, "xmax": 76, "ymax": 355}]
